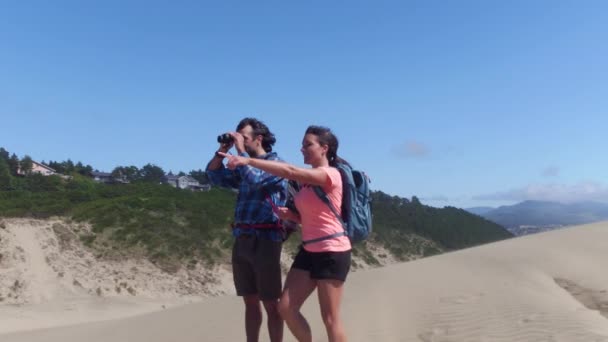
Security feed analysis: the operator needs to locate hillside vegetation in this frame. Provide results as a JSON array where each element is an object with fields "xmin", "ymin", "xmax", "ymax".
[
  {"xmin": 0, "ymin": 171, "xmax": 512, "ymax": 270},
  {"xmin": 370, "ymin": 192, "xmax": 512, "ymax": 258}
]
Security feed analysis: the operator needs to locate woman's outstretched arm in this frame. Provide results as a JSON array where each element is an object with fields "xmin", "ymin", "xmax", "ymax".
[{"xmin": 217, "ymin": 152, "xmax": 329, "ymax": 187}]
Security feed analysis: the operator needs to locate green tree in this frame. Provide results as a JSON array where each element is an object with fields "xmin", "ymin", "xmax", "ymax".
[
  {"xmin": 139, "ymin": 164, "xmax": 165, "ymax": 183},
  {"xmin": 65, "ymin": 159, "xmax": 75, "ymax": 174},
  {"xmin": 48, "ymin": 161, "xmax": 63, "ymax": 173},
  {"xmin": 8, "ymin": 153, "xmax": 19, "ymax": 176},
  {"xmin": 112, "ymin": 165, "xmax": 140, "ymax": 182},
  {"xmin": 20, "ymin": 155, "xmax": 34, "ymax": 175},
  {"xmin": 189, "ymin": 169, "xmax": 209, "ymax": 184},
  {"xmin": 0, "ymin": 157, "xmax": 12, "ymax": 190},
  {"xmin": 74, "ymin": 162, "xmax": 93, "ymax": 177},
  {"xmin": 80, "ymin": 164, "xmax": 93, "ymax": 177},
  {"xmin": 0, "ymin": 147, "xmax": 9, "ymax": 163}
]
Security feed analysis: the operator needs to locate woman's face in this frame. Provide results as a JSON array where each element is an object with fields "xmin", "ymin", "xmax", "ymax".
[{"xmin": 300, "ymin": 133, "xmax": 328, "ymax": 166}]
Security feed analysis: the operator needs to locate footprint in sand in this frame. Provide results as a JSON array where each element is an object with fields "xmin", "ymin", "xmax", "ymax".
[
  {"xmin": 518, "ymin": 313, "xmax": 540, "ymax": 325},
  {"xmin": 418, "ymin": 326, "xmax": 450, "ymax": 342},
  {"xmin": 439, "ymin": 292, "xmax": 485, "ymax": 305},
  {"xmin": 555, "ymin": 277, "xmax": 608, "ymax": 319}
]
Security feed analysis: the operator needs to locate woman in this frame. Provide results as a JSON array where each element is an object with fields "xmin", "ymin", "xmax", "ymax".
[{"xmin": 220, "ymin": 125, "xmax": 351, "ymax": 342}]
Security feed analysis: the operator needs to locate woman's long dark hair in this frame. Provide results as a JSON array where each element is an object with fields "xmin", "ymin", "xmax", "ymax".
[{"xmin": 305, "ymin": 125, "xmax": 349, "ymax": 167}]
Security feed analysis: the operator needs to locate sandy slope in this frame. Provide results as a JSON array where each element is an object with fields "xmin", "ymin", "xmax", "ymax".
[
  {"xmin": 0, "ymin": 218, "xmax": 233, "ymax": 333},
  {"xmin": 1, "ymin": 221, "xmax": 607, "ymax": 341},
  {"xmin": 0, "ymin": 217, "xmax": 411, "ymax": 335}
]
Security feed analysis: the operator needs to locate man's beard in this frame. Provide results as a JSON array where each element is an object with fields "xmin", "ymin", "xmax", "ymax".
[{"xmin": 245, "ymin": 145, "xmax": 258, "ymax": 157}]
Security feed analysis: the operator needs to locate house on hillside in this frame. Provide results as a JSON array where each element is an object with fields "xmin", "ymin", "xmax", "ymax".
[
  {"xmin": 164, "ymin": 173, "xmax": 180, "ymax": 187},
  {"xmin": 18, "ymin": 161, "xmax": 56, "ymax": 176},
  {"xmin": 163, "ymin": 173, "xmax": 210, "ymax": 191},
  {"xmin": 91, "ymin": 171, "xmax": 129, "ymax": 184}
]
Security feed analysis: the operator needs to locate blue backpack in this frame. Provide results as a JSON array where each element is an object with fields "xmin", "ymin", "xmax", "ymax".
[{"xmin": 302, "ymin": 163, "xmax": 372, "ymax": 245}]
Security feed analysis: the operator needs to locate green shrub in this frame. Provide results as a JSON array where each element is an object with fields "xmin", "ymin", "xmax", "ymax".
[{"xmin": 0, "ymin": 176, "xmax": 511, "ymax": 267}]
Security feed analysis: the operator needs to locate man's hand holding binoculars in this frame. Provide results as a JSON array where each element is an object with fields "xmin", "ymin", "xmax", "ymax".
[{"xmin": 216, "ymin": 132, "xmax": 245, "ymax": 155}]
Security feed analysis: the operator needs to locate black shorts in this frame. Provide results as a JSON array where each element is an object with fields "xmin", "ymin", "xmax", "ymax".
[
  {"xmin": 291, "ymin": 247, "xmax": 351, "ymax": 282},
  {"xmin": 232, "ymin": 235, "xmax": 283, "ymax": 300}
]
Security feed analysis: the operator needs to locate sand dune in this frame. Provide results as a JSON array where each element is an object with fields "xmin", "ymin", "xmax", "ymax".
[
  {"xmin": 0, "ymin": 218, "xmax": 233, "ymax": 333},
  {"xmin": 2, "ymin": 221, "xmax": 608, "ymax": 341}
]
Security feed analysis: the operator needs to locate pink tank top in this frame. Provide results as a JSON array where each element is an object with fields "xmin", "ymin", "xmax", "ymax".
[{"xmin": 294, "ymin": 166, "xmax": 351, "ymax": 252}]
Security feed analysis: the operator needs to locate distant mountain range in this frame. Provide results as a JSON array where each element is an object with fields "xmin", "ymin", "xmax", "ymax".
[
  {"xmin": 465, "ymin": 207, "xmax": 495, "ymax": 216},
  {"xmin": 465, "ymin": 200, "xmax": 608, "ymax": 235}
]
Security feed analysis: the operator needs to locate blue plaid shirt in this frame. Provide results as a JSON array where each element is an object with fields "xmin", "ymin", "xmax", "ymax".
[{"xmin": 206, "ymin": 151, "xmax": 288, "ymax": 241}]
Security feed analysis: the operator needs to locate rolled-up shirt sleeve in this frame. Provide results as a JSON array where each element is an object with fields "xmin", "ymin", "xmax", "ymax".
[
  {"xmin": 235, "ymin": 152, "xmax": 285, "ymax": 191},
  {"xmin": 206, "ymin": 163, "xmax": 239, "ymax": 189}
]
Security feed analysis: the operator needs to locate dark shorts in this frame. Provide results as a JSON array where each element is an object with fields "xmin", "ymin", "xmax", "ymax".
[
  {"xmin": 291, "ymin": 247, "xmax": 351, "ymax": 282},
  {"xmin": 232, "ymin": 235, "xmax": 283, "ymax": 300}
]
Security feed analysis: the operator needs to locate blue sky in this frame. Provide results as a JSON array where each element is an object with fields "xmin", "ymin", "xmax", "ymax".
[{"xmin": 1, "ymin": 1, "xmax": 607, "ymax": 208}]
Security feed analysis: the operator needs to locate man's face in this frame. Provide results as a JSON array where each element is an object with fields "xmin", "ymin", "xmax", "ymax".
[{"xmin": 237, "ymin": 125, "xmax": 260, "ymax": 156}]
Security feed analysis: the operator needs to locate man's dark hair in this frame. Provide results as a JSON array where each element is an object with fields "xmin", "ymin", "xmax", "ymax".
[{"xmin": 237, "ymin": 117, "xmax": 276, "ymax": 152}]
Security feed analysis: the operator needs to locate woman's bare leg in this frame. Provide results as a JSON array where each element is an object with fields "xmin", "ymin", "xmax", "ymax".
[
  {"xmin": 278, "ymin": 268, "xmax": 316, "ymax": 342},
  {"xmin": 317, "ymin": 279, "xmax": 347, "ymax": 342}
]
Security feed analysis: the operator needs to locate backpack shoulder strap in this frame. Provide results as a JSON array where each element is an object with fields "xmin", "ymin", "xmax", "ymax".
[
  {"xmin": 312, "ymin": 186, "xmax": 345, "ymax": 227},
  {"xmin": 300, "ymin": 186, "xmax": 347, "ymax": 246}
]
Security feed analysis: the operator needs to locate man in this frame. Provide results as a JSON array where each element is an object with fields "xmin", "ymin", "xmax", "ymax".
[{"xmin": 206, "ymin": 118, "xmax": 287, "ymax": 342}]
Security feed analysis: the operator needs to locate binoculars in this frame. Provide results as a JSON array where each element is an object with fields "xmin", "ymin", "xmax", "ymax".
[{"xmin": 217, "ymin": 133, "xmax": 233, "ymax": 144}]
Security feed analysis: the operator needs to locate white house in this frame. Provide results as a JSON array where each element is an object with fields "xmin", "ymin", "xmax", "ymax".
[
  {"xmin": 18, "ymin": 161, "xmax": 56, "ymax": 176},
  {"xmin": 164, "ymin": 174, "xmax": 210, "ymax": 191},
  {"xmin": 91, "ymin": 171, "xmax": 129, "ymax": 184}
]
